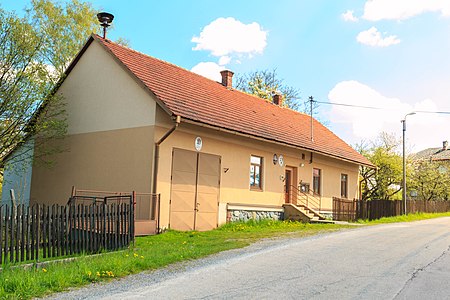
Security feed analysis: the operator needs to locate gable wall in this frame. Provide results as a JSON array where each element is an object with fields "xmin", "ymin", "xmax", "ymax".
[
  {"xmin": 64, "ymin": 41, "xmax": 156, "ymax": 134},
  {"xmin": 29, "ymin": 41, "xmax": 158, "ymax": 205}
]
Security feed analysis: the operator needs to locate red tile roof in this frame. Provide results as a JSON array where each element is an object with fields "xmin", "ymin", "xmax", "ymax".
[{"xmin": 93, "ymin": 35, "xmax": 372, "ymax": 167}]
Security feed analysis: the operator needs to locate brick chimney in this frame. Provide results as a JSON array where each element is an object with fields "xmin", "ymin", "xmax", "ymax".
[
  {"xmin": 443, "ymin": 140, "xmax": 448, "ymax": 150},
  {"xmin": 220, "ymin": 70, "xmax": 234, "ymax": 88},
  {"xmin": 272, "ymin": 93, "xmax": 283, "ymax": 106}
]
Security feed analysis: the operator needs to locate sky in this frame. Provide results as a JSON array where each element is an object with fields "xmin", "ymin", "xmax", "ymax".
[{"xmin": 3, "ymin": 0, "xmax": 450, "ymax": 152}]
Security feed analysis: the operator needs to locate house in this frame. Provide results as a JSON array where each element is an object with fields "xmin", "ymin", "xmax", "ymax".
[
  {"xmin": 412, "ymin": 141, "xmax": 450, "ymax": 162},
  {"xmin": 2, "ymin": 34, "xmax": 373, "ymax": 234}
]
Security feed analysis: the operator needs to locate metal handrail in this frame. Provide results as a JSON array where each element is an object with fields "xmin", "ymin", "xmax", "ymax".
[
  {"xmin": 289, "ymin": 185, "xmax": 321, "ymax": 212},
  {"xmin": 68, "ymin": 195, "xmax": 133, "ymax": 206}
]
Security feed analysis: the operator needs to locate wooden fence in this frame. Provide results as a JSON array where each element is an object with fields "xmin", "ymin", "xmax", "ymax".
[
  {"xmin": 331, "ymin": 198, "xmax": 356, "ymax": 222},
  {"xmin": 333, "ymin": 197, "xmax": 450, "ymax": 221},
  {"xmin": 354, "ymin": 199, "xmax": 402, "ymax": 220},
  {"xmin": 0, "ymin": 201, "xmax": 134, "ymax": 265}
]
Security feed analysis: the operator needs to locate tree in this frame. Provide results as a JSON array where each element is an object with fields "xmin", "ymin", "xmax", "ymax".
[
  {"xmin": 358, "ymin": 132, "xmax": 404, "ymax": 200},
  {"xmin": 0, "ymin": 0, "xmax": 99, "ymax": 169},
  {"xmin": 234, "ymin": 69, "xmax": 302, "ymax": 110},
  {"xmin": 409, "ymin": 160, "xmax": 450, "ymax": 201}
]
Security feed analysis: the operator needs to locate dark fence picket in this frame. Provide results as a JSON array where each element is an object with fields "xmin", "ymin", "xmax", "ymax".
[
  {"xmin": 102, "ymin": 204, "xmax": 106, "ymax": 250},
  {"xmin": 112, "ymin": 204, "xmax": 116, "ymax": 250},
  {"xmin": 10, "ymin": 205, "xmax": 15, "ymax": 263},
  {"xmin": 76, "ymin": 204, "xmax": 81, "ymax": 254},
  {"xmin": 36, "ymin": 205, "xmax": 40, "ymax": 262},
  {"xmin": 106, "ymin": 204, "xmax": 111, "ymax": 249},
  {"xmin": 5, "ymin": 206, "xmax": 9, "ymax": 263},
  {"xmin": 26, "ymin": 206, "xmax": 31, "ymax": 261},
  {"xmin": 64, "ymin": 205, "xmax": 69, "ymax": 256},
  {"xmin": 0, "ymin": 206, "xmax": 3, "ymax": 265}
]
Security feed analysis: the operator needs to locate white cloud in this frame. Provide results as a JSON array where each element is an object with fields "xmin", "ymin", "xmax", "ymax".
[
  {"xmin": 191, "ymin": 17, "xmax": 267, "ymax": 63},
  {"xmin": 356, "ymin": 26, "xmax": 400, "ymax": 47},
  {"xmin": 342, "ymin": 10, "xmax": 359, "ymax": 22},
  {"xmin": 327, "ymin": 80, "xmax": 449, "ymax": 151},
  {"xmin": 191, "ymin": 62, "xmax": 224, "ymax": 82},
  {"xmin": 218, "ymin": 56, "xmax": 231, "ymax": 65},
  {"xmin": 363, "ymin": 0, "xmax": 450, "ymax": 21}
]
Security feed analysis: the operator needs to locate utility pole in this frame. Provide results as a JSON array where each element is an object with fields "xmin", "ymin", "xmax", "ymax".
[
  {"xmin": 309, "ymin": 96, "xmax": 314, "ymax": 142},
  {"xmin": 402, "ymin": 112, "xmax": 416, "ymax": 215}
]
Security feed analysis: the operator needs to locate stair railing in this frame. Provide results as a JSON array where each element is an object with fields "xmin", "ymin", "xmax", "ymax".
[{"xmin": 290, "ymin": 185, "xmax": 321, "ymax": 212}]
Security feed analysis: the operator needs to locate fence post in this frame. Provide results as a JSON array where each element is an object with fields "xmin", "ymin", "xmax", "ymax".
[
  {"xmin": 132, "ymin": 192, "xmax": 136, "ymax": 241},
  {"xmin": 10, "ymin": 204, "xmax": 15, "ymax": 263},
  {"xmin": 0, "ymin": 205, "xmax": 3, "ymax": 265}
]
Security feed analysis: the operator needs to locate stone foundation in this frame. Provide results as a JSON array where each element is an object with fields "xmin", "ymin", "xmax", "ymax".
[{"xmin": 227, "ymin": 209, "xmax": 284, "ymax": 222}]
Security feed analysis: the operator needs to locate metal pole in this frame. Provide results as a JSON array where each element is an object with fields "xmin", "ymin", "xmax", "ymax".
[
  {"xmin": 402, "ymin": 119, "xmax": 406, "ymax": 215},
  {"xmin": 309, "ymin": 96, "xmax": 314, "ymax": 142},
  {"xmin": 402, "ymin": 112, "xmax": 416, "ymax": 215}
]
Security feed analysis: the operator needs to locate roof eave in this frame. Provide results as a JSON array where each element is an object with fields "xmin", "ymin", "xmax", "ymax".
[{"xmin": 181, "ymin": 117, "xmax": 375, "ymax": 168}]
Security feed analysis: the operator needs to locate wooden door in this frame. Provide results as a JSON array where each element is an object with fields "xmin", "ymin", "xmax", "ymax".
[
  {"xmin": 285, "ymin": 169, "xmax": 292, "ymax": 203},
  {"xmin": 195, "ymin": 153, "xmax": 220, "ymax": 231},
  {"xmin": 170, "ymin": 149, "xmax": 220, "ymax": 231},
  {"xmin": 285, "ymin": 166, "xmax": 298, "ymax": 204},
  {"xmin": 170, "ymin": 149, "xmax": 197, "ymax": 231}
]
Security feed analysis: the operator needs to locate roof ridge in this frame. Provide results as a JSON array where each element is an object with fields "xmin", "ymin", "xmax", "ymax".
[
  {"xmin": 96, "ymin": 35, "xmax": 312, "ymax": 117},
  {"xmin": 95, "ymin": 34, "xmax": 232, "ymax": 86}
]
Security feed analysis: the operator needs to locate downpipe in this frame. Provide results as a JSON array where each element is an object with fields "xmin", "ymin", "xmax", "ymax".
[{"xmin": 152, "ymin": 115, "xmax": 181, "ymax": 232}]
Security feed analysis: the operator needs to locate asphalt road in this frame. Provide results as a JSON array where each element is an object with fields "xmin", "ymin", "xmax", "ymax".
[{"xmin": 51, "ymin": 217, "xmax": 450, "ymax": 300}]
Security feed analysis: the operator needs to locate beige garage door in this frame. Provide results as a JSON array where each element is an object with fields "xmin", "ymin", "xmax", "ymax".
[{"xmin": 170, "ymin": 149, "xmax": 220, "ymax": 231}]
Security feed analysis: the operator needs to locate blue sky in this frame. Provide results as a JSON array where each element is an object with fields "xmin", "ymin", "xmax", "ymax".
[{"xmin": 3, "ymin": 0, "xmax": 450, "ymax": 151}]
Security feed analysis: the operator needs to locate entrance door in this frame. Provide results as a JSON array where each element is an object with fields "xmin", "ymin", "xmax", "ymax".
[
  {"xmin": 285, "ymin": 169, "xmax": 292, "ymax": 203},
  {"xmin": 284, "ymin": 166, "xmax": 297, "ymax": 204},
  {"xmin": 170, "ymin": 148, "xmax": 221, "ymax": 231}
]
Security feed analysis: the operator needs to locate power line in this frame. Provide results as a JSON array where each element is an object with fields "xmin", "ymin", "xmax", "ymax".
[
  {"xmin": 414, "ymin": 110, "xmax": 450, "ymax": 115},
  {"xmin": 307, "ymin": 99, "xmax": 450, "ymax": 114},
  {"xmin": 314, "ymin": 100, "xmax": 383, "ymax": 110}
]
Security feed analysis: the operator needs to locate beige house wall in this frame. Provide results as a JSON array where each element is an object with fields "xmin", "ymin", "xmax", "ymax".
[
  {"xmin": 155, "ymin": 114, "xmax": 360, "ymax": 228},
  {"xmin": 30, "ymin": 39, "xmax": 159, "ymax": 205},
  {"xmin": 62, "ymin": 41, "xmax": 157, "ymax": 135},
  {"xmin": 30, "ymin": 126, "xmax": 154, "ymax": 205}
]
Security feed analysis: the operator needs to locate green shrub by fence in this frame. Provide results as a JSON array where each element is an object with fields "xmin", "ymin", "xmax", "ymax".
[{"xmin": 0, "ymin": 202, "xmax": 134, "ymax": 265}]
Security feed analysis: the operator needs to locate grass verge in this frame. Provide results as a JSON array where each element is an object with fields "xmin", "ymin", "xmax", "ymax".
[
  {"xmin": 0, "ymin": 220, "xmax": 350, "ymax": 299},
  {"xmin": 1, "ymin": 213, "xmax": 448, "ymax": 299},
  {"xmin": 358, "ymin": 211, "xmax": 450, "ymax": 224}
]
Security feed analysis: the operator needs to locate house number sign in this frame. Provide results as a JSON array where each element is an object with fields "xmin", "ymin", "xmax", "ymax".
[
  {"xmin": 195, "ymin": 137, "xmax": 203, "ymax": 151},
  {"xmin": 278, "ymin": 155, "xmax": 284, "ymax": 166}
]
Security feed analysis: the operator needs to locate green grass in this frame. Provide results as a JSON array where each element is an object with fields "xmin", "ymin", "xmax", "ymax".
[
  {"xmin": 357, "ymin": 211, "xmax": 450, "ymax": 224},
  {"xmin": 0, "ymin": 220, "xmax": 350, "ymax": 299}
]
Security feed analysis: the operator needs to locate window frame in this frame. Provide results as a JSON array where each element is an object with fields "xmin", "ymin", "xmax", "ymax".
[
  {"xmin": 250, "ymin": 155, "xmax": 263, "ymax": 191},
  {"xmin": 313, "ymin": 168, "xmax": 321, "ymax": 196},
  {"xmin": 341, "ymin": 173, "xmax": 348, "ymax": 198}
]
